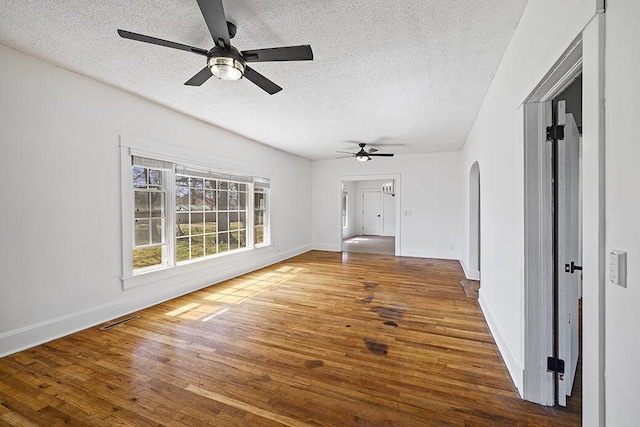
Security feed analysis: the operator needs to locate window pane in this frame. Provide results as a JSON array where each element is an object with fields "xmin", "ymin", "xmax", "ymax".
[
  {"xmin": 205, "ymin": 234, "xmax": 218, "ymax": 255},
  {"xmin": 218, "ymin": 232, "xmax": 230, "ymax": 253},
  {"xmin": 133, "ymin": 246, "xmax": 162, "ymax": 269},
  {"xmin": 205, "ymin": 212, "xmax": 217, "ymax": 233},
  {"xmin": 133, "ymin": 167, "xmax": 147, "ymax": 188},
  {"xmin": 238, "ymin": 192, "xmax": 246, "ymax": 210},
  {"xmin": 150, "ymin": 193, "xmax": 164, "ymax": 217},
  {"xmin": 176, "ymin": 237, "xmax": 190, "ymax": 262},
  {"xmin": 191, "ymin": 188, "xmax": 204, "ymax": 210},
  {"xmin": 228, "ymin": 183, "xmax": 239, "ymax": 210},
  {"xmin": 191, "ymin": 236, "xmax": 204, "ymax": 259},
  {"xmin": 255, "ymin": 210, "xmax": 264, "ymax": 226},
  {"xmin": 230, "ymin": 221, "xmax": 242, "ymax": 247},
  {"xmin": 218, "ymin": 181, "xmax": 228, "ymax": 190},
  {"xmin": 190, "ymin": 212, "xmax": 204, "ymax": 235},
  {"xmin": 218, "ymin": 212, "xmax": 229, "ymax": 232},
  {"xmin": 239, "ymin": 212, "xmax": 246, "ymax": 226},
  {"xmin": 218, "ymin": 190, "xmax": 228, "ymax": 210},
  {"xmin": 134, "ymin": 219, "xmax": 150, "ymax": 246},
  {"xmin": 235, "ymin": 229, "xmax": 246, "ymax": 249},
  {"xmin": 205, "ymin": 190, "xmax": 216, "ymax": 210},
  {"xmin": 176, "ymin": 187, "xmax": 189, "ymax": 211},
  {"xmin": 238, "ymin": 183, "xmax": 247, "ymax": 192},
  {"xmin": 148, "ymin": 169, "xmax": 162, "ymax": 187},
  {"xmin": 255, "ymin": 192, "xmax": 265, "ymax": 210},
  {"xmin": 255, "ymin": 226, "xmax": 264, "ymax": 245},
  {"xmin": 176, "ymin": 212, "xmax": 189, "ymax": 236},
  {"xmin": 192, "ymin": 178, "xmax": 204, "ymax": 189},
  {"xmin": 151, "ymin": 219, "xmax": 163, "ymax": 244},
  {"xmin": 135, "ymin": 192, "xmax": 150, "ymax": 218},
  {"xmin": 254, "ymin": 189, "xmax": 268, "ymax": 246},
  {"xmin": 176, "ymin": 175, "xmax": 189, "ymax": 187},
  {"xmin": 204, "ymin": 179, "xmax": 215, "ymax": 189}
]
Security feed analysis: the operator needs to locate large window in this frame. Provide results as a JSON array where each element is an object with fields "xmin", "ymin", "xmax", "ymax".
[{"xmin": 126, "ymin": 155, "xmax": 269, "ymax": 278}]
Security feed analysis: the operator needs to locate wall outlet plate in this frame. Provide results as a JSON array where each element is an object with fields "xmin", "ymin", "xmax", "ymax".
[{"xmin": 609, "ymin": 250, "xmax": 627, "ymax": 288}]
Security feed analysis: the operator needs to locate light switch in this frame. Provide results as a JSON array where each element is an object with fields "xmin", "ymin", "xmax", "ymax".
[{"xmin": 609, "ymin": 250, "xmax": 627, "ymax": 287}]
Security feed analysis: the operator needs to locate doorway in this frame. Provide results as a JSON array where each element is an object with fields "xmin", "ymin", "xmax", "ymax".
[
  {"xmin": 340, "ymin": 177, "xmax": 399, "ymax": 256},
  {"xmin": 522, "ymin": 36, "xmax": 584, "ymax": 409},
  {"xmin": 469, "ymin": 162, "xmax": 481, "ymax": 280}
]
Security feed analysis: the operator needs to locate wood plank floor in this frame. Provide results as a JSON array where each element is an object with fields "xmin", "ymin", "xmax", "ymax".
[
  {"xmin": 342, "ymin": 236, "xmax": 395, "ymax": 255},
  {"xmin": 0, "ymin": 251, "xmax": 581, "ymax": 426}
]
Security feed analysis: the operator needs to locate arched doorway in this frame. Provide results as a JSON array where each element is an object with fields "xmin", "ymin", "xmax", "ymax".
[{"xmin": 469, "ymin": 162, "xmax": 481, "ymax": 279}]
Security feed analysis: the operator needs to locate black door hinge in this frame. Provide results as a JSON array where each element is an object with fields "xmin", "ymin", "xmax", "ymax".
[
  {"xmin": 547, "ymin": 357, "xmax": 565, "ymax": 373},
  {"xmin": 564, "ymin": 261, "xmax": 583, "ymax": 274},
  {"xmin": 546, "ymin": 124, "xmax": 565, "ymax": 141}
]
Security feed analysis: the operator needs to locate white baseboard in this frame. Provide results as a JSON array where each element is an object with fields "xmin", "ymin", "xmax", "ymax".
[
  {"xmin": 460, "ymin": 259, "xmax": 481, "ymax": 280},
  {"xmin": 312, "ymin": 243, "xmax": 341, "ymax": 252},
  {"xmin": 0, "ymin": 244, "xmax": 311, "ymax": 358},
  {"xmin": 478, "ymin": 294, "xmax": 524, "ymax": 396}
]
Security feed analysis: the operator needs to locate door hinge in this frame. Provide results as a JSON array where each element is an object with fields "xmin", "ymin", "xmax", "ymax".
[
  {"xmin": 546, "ymin": 124, "xmax": 565, "ymax": 141},
  {"xmin": 564, "ymin": 261, "xmax": 583, "ymax": 274},
  {"xmin": 547, "ymin": 357, "xmax": 565, "ymax": 373}
]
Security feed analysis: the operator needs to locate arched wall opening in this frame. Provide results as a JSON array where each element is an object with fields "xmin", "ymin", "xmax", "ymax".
[{"xmin": 469, "ymin": 161, "xmax": 481, "ymax": 280}]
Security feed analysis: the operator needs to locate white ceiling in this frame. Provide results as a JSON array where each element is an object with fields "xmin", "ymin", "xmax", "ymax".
[{"xmin": 0, "ymin": 1, "xmax": 528, "ymax": 160}]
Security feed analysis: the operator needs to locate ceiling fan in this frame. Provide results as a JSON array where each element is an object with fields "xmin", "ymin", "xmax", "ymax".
[
  {"xmin": 118, "ymin": 0, "xmax": 313, "ymax": 95},
  {"xmin": 337, "ymin": 143, "xmax": 395, "ymax": 162}
]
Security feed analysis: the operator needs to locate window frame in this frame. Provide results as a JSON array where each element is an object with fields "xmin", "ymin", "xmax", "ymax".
[
  {"xmin": 254, "ymin": 187, "xmax": 270, "ymax": 247},
  {"xmin": 132, "ymin": 165, "xmax": 172, "ymax": 272},
  {"xmin": 120, "ymin": 138, "xmax": 272, "ymax": 290}
]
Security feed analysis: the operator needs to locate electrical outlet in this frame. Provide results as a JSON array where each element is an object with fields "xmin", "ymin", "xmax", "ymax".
[
  {"xmin": 609, "ymin": 252, "xmax": 618, "ymax": 283},
  {"xmin": 609, "ymin": 250, "xmax": 627, "ymax": 287}
]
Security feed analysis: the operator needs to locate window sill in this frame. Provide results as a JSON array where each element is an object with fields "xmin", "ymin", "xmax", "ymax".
[{"xmin": 122, "ymin": 244, "xmax": 275, "ymax": 290}]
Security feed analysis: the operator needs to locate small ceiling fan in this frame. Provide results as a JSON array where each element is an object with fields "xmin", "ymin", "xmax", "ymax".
[
  {"xmin": 118, "ymin": 0, "xmax": 313, "ymax": 95},
  {"xmin": 336, "ymin": 143, "xmax": 395, "ymax": 162}
]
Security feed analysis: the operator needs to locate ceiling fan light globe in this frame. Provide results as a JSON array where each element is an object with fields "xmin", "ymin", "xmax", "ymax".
[
  {"xmin": 356, "ymin": 155, "xmax": 370, "ymax": 162},
  {"xmin": 208, "ymin": 56, "xmax": 245, "ymax": 81}
]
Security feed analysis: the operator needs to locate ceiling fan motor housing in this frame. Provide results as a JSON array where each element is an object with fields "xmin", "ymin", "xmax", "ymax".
[{"xmin": 208, "ymin": 46, "xmax": 246, "ymax": 80}]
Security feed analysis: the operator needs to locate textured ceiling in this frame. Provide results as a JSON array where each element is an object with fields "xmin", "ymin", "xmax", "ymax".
[{"xmin": 0, "ymin": 0, "xmax": 528, "ymax": 160}]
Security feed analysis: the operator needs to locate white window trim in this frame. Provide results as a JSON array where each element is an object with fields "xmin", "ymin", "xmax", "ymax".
[
  {"xmin": 253, "ymin": 187, "xmax": 271, "ymax": 248},
  {"xmin": 120, "ymin": 136, "xmax": 273, "ymax": 290}
]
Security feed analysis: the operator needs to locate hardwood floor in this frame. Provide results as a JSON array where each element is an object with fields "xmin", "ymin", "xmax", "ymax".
[
  {"xmin": 0, "ymin": 251, "xmax": 581, "ymax": 426},
  {"xmin": 342, "ymin": 236, "xmax": 395, "ymax": 255}
]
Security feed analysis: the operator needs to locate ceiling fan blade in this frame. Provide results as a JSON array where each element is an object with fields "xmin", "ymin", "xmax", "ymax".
[
  {"xmin": 368, "ymin": 147, "xmax": 379, "ymax": 153},
  {"xmin": 242, "ymin": 45, "xmax": 313, "ymax": 62},
  {"xmin": 369, "ymin": 153, "xmax": 394, "ymax": 157},
  {"xmin": 336, "ymin": 155, "xmax": 354, "ymax": 159},
  {"xmin": 336, "ymin": 150, "xmax": 356, "ymax": 155},
  {"xmin": 196, "ymin": 0, "xmax": 230, "ymax": 49},
  {"xmin": 184, "ymin": 66, "xmax": 213, "ymax": 86},
  {"xmin": 117, "ymin": 29, "xmax": 209, "ymax": 56},
  {"xmin": 243, "ymin": 66, "xmax": 282, "ymax": 95}
]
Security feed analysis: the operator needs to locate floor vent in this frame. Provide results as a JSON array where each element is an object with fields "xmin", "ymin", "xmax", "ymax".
[{"xmin": 100, "ymin": 315, "xmax": 140, "ymax": 331}]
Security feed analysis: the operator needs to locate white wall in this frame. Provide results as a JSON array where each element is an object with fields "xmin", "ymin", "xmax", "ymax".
[
  {"xmin": 312, "ymin": 153, "xmax": 462, "ymax": 259},
  {"xmin": 459, "ymin": 0, "xmax": 598, "ymax": 399},
  {"xmin": 603, "ymin": 0, "xmax": 640, "ymax": 424},
  {"xmin": 0, "ymin": 44, "xmax": 312, "ymax": 356}
]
